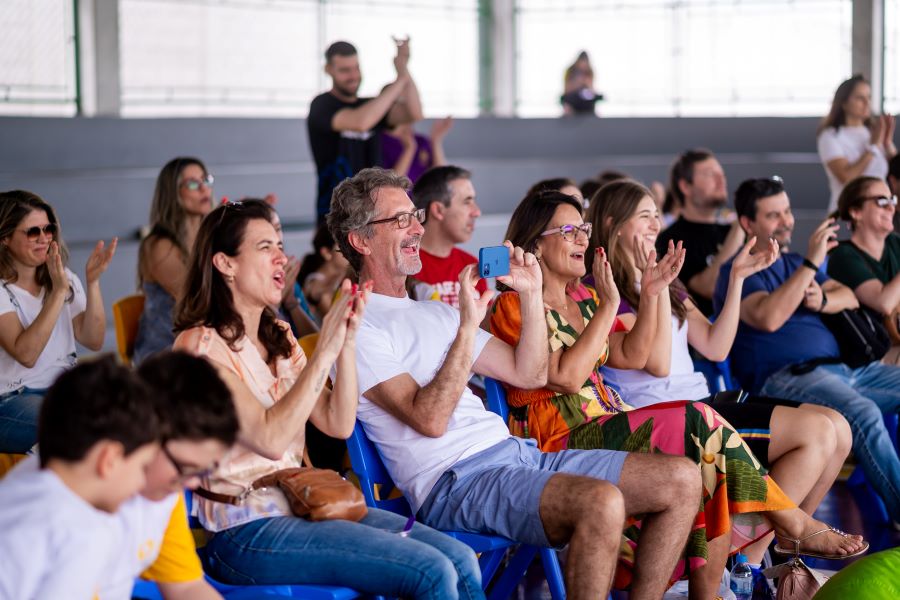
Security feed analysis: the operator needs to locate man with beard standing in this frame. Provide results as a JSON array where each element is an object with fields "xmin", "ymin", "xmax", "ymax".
[
  {"xmin": 308, "ymin": 39, "xmax": 423, "ymax": 224},
  {"xmin": 657, "ymin": 148, "xmax": 746, "ymax": 316}
]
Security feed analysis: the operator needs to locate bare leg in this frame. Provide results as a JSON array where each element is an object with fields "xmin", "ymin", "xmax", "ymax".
[
  {"xmin": 688, "ymin": 533, "xmax": 729, "ymax": 600},
  {"xmin": 614, "ymin": 454, "xmax": 702, "ymax": 600},
  {"xmin": 539, "ymin": 473, "xmax": 625, "ymax": 600},
  {"xmin": 743, "ymin": 405, "xmax": 852, "ymax": 563}
]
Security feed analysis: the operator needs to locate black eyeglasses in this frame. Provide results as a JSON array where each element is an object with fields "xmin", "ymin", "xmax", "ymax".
[
  {"xmin": 861, "ymin": 194, "xmax": 898, "ymax": 208},
  {"xmin": 162, "ymin": 444, "xmax": 219, "ymax": 482},
  {"xmin": 18, "ymin": 223, "xmax": 57, "ymax": 240},
  {"xmin": 181, "ymin": 174, "xmax": 214, "ymax": 191},
  {"xmin": 366, "ymin": 208, "xmax": 427, "ymax": 229}
]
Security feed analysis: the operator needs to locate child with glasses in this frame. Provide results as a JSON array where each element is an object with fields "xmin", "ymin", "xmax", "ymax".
[{"xmin": 0, "ymin": 190, "xmax": 116, "ymax": 454}]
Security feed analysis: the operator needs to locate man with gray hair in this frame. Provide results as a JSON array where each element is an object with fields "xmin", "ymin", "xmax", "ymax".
[
  {"xmin": 410, "ymin": 165, "xmax": 485, "ymax": 307},
  {"xmin": 327, "ymin": 167, "xmax": 702, "ymax": 599}
]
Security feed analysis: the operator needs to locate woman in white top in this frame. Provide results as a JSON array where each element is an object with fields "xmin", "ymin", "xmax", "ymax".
[
  {"xmin": 587, "ymin": 179, "xmax": 855, "ymax": 568},
  {"xmin": 817, "ymin": 75, "xmax": 897, "ymax": 212},
  {"xmin": 0, "ymin": 190, "xmax": 116, "ymax": 453},
  {"xmin": 173, "ymin": 200, "xmax": 482, "ymax": 599}
]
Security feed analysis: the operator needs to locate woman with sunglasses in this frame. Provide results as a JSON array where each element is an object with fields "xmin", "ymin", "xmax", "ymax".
[
  {"xmin": 0, "ymin": 190, "xmax": 116, "ymax": 453},
  {"xmin": 173, "ymin": 201, "xmax": 482, "ymax": 599},
  {"xmin": 490, "ymin": 190, "xmax": 865, "ymax": 598},
  {"xmin": 589, "ymin": 179, "xmax": 858, "ymax": 579},
  {"xmin": 134, "ymin": 157, "xmax": 215, "ymax": 364},
  {"xmin": 827, "ymin": 176, "xmax": 900, "ymax": 362}
]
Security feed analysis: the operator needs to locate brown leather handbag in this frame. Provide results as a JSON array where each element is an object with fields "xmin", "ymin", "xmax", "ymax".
[
  {"xmin": 195, "ymin": 451, "xmax": 367, "ymax": 522},
  {"xmin": 250, "ymin": 467, "xmax": 368, "ymax": 522}
]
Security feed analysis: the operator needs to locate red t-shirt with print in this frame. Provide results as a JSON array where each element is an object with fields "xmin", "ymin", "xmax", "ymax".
[{"xmin": 417, "ymin": 247, "xmax": 488, "ymax": 308}]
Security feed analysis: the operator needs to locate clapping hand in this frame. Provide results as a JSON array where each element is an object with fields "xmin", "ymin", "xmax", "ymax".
[
  {"xmin": 316, "ymin": 279, "xmax": 370, "ymax": 361},
  {"xmin": 806, "ymin": 218, "xmax": 840, "ymax": 268},
  {"xmin": 393, "ymin": 36, "xmax": 410, "ymax": 77},
  {"xmin": 430, "ymin": 116, "xmax": 454, "ymax": 142},
  {"xmin": 591, "ymin": 247, "xmax": 620, "ymax": 309},
  {"xmin": 85, "ymin": 237, "xmax": 118, "ymax": 284},
  {"xmin": 47, "ymin": 241, "xmax": 70, "ymax": 295},
  {"xmin": 281, "ymin": 255, "xmax": 302, "ymax": 304},
  {"xmin": 730, "ymin": 236, "xmax": 779, "ymax": 280},
  {"xmin": 640, "ymin": 239, "xmax": 685, "ymax": 297}
]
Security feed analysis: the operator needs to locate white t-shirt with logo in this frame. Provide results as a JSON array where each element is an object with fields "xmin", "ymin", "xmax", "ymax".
[
  {"xmin": 817, "ymin": 125, "xmax": 889, "ymax": 211},
  {"xmin": 0, "ymin": 456, "xmax": 118, "ymax": 600},
  {"xmin": 100, "ymin": 492, "xmax": 183, "ymax": 600},
  {"xmin": 0, "ymin": 269, "xmax": 86, "ymax": 394},
  {"xmin": 355, "ymin": 293, "xmax": 510, "ymax": 513}
]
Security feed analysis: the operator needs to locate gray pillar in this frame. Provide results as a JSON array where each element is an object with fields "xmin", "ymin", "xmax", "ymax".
[
  {"xmin": 78, "ymin": 0, "xmax": 120, "ymax": 116},
  {"xmin": 852, "ymin": 0, "xmax": 885, "ymax": 111},
  {"xmin": 478, "ymin": 0, "xmax": 515, "ymax": 117}
]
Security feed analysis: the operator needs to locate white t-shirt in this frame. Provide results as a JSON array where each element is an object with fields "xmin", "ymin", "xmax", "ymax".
[
  {"xmin": 100, "ymin": 493, "xmax": 181, "ymax": 600},
  {"xmin": 817, "ymin": 125, "xmax": 889, "ymax": 211},
  {"xmin": 0, "ymin": 456, "xmax": 118, "ymax": 600},
  {"xmin": 0, "ymin": 269, "xmax": 86, "ymax": 394},
  {"xmin": 355, "ymin": 293, "xmax": 510, "ymax": 513},
  {"xmin": 602, "ymin": 314, "xmax": 710, "ymax": 409}
]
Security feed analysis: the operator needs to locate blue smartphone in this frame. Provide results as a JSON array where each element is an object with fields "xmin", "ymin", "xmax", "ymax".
[{"xmin": 478, "ymin": 246, "xmax": 510, "ymax": 278}]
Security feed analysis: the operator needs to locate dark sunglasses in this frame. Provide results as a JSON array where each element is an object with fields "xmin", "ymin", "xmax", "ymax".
[{"xmin": 19, "ymin": 223, "xmax": 58, "ymax": 240}]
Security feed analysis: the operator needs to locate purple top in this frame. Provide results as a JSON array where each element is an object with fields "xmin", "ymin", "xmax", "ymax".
[{"xmin": 381, "ymin": 132, "xmax": 434, "ymax": 183}]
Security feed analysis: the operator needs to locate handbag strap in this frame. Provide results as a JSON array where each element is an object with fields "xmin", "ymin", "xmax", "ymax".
[{"xmin": 196, "ymin": 446, "xmax": 315, "ymax": 506}]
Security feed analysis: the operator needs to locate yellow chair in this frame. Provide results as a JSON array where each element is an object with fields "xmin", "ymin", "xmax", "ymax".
[
  {"xmin": 297, "ymin": 333, "xmax": 319, "ymax": 360},
  {"xmin": 112, "ymin": 294, "xmax": 145, "ymax": 365}
]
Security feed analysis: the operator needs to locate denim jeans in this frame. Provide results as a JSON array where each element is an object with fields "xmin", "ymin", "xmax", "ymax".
[
  {"xmin": 761, "ymin": 361, "xmax": 900, "ymax": 520},
  {"xmin": 0, "ymin": 387, "xmax": 45, "ymax": 453},
  {"xmin": 204, "ymin": 507, "xmax": 484, "ymax": 599}
]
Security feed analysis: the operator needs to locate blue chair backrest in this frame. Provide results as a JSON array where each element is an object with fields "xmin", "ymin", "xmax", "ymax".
[
  {"xmin": 346, "ymin": 421, "xmax": 413, "ymax": 517},
  {"xmin": 484, "ymin": 377, "xmax": 509, "ymax": 422}
]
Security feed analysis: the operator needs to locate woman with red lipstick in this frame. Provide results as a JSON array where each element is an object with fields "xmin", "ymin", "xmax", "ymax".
[
  {"xmin": 0, "ymin": 190, "xmax": 116, "ymax": 453},
  {"xmin": 490, "ymin": 190, "xmax": 866, "ymax": 598},
  {"xmin": 134, "ymin": 157, "xmax": 215, "ymax": 364},
  {"xmin": 173, "ymin": 200, "xmax": 483, "ymax": 598}
]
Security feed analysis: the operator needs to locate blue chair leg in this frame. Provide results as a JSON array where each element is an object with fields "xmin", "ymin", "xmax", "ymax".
[
  {"xmin": 539, "ymin": 548, "xmax": 566, "ymax": 600},
  {"xmin": 486, "ymin": 545, "xmax": 538, "ymax": 600}
]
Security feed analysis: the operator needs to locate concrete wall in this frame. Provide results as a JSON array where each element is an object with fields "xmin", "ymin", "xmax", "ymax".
[{"xmin": 0, "ymin": 115, "xmax": 833, "ymax": 351}]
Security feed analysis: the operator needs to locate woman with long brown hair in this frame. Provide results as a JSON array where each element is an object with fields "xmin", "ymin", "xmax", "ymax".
[
  {"xmin": 173, "ymin": 200, "xmax": 482, "ymax": 598},
  {"xmin": 490, "ymin": 190, "xmax": 865, "ymax": 599},
  {"xmin": 0, "ymin": 190, "xmax": 116, "ymax": 453},
  {"xmin": 817, "ymin": 75, "xmax": 896, "ymax": 212},
  {"xmin": 134, "ymin": 157, "xmax": 214, "ymax": 363}
]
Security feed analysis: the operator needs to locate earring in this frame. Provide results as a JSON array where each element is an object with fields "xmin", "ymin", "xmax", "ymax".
[{"xmin": 226, "ymin": 274, "xmax": 235, "ymax": 283}]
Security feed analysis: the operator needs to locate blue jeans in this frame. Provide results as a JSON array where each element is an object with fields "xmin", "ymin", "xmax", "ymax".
[
  {"xmin": 761, "ymin": 361, "xmax": 900, "ymax": 520},
  {"xmin": 0, "ymin": 387, "xmax": 45, "ymax": 453},
  {"xmin": 204, "ymin": 507, "xmax": 483, "ymax": 599}
]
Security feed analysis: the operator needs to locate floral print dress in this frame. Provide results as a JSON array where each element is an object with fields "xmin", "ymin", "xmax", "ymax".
[{"xmin": 490, "ymin": 285, "xmax": 794, "ymax": 588}]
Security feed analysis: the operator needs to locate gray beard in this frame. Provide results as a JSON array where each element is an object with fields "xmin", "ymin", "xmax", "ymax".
[{"xmin": 399, "ymin": 257, "xmax": 422, "ymax": 276}]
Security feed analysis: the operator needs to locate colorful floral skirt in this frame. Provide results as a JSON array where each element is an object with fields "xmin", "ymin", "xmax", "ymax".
[{"xmin": 509, "ymin": 399, "xmax": 795, "ymax": 588}]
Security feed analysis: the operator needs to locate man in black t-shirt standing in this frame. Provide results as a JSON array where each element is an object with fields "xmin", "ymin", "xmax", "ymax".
[
  {"xmin": 657, "ymin": 148, "xmax": 745, "ymax": 316},
  {"xmin": 308, "ymin": 39, "xmax": 422, "ymax": 224}
]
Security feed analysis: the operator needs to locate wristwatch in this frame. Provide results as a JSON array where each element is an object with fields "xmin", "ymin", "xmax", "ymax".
[{"xmin": 819, "ymin": 290, "xmax": 828, "ymax": 313}]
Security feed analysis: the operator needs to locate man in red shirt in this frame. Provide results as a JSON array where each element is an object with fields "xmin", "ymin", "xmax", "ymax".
[{"xmin": 411, "ymin": 166, "xmax": 486, "ymax": 307}]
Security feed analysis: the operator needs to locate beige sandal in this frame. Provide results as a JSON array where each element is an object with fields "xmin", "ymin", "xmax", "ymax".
[{"xmin": 773, "ymin": 525, "xmax": 868, "ymax": 560}]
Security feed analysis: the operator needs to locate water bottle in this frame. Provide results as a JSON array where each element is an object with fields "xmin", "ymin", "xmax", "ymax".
[{"xmin": 729, "ymin": 552, "xmax": 753, "ymax": 600}]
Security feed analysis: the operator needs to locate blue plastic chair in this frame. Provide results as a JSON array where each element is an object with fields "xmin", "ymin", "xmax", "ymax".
[
  {"xmin": 346, "ymin": 421, "xmax": 566, "ymax": 600},
  {"xmin": 847, "ymin": 412, "xmax": 899, "ymax": 525},
  {"xmin": 692, "ymin": 356, "xmax": 735, "ymax": 393},
  {"xmin": 132, "ymin": 491, "xmax": 365, "ymax": 599}
]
